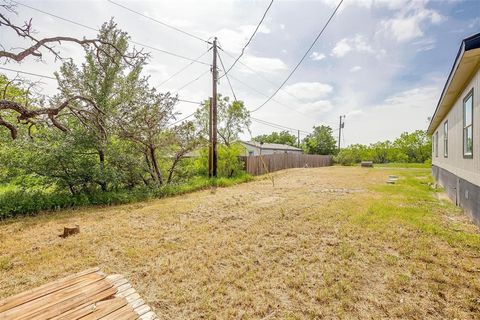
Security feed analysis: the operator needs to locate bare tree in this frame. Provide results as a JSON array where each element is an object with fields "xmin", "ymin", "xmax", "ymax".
[{"xmin": 0, "ymin": 2, "xmax": 146, "ymax": 139}]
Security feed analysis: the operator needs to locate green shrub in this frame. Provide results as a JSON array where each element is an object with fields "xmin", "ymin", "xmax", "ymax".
[
  {"xmin": 0, "ymin": 174, "xmax": 252, "ymax": 219},
  {"xmin": 195, "ymin": 143, "xmax": 245, "ymax": 177}
]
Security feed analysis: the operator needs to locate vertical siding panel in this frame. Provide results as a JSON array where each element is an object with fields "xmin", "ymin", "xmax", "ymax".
[{"xmin": 432, "ymin": 68, "xmax": 480, "ymax": 186}]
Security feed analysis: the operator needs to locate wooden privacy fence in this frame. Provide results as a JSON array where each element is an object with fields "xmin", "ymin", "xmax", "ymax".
[{"xmin": 240, "ymin": 153, "xmax": 332, "ymax": 176}]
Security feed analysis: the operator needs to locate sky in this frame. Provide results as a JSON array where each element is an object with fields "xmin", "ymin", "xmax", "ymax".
[{"xmin": 1, "ymin": 0, "xmax": 480, "ymax": 145}]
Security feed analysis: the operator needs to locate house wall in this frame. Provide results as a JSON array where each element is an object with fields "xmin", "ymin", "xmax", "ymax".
[
  {"xmin": 432, "ymin": 67, "xmax": 480, "ymax": 186},
  {"xmin": 431, "ymin": 66, "xmax": 480, "ymax": 225},
  {"xmin": 241, "ymin": 144, "xmax": 261, "ymax": 156},
  {"xmin": 240, "ymin": 144, "xmax": 303, "ymax": 156}
]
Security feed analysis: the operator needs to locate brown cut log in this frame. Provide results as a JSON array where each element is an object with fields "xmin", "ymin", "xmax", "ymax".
[{"xmin": 60, "ymin": 225, "xmax": 80, "ymax": 238}]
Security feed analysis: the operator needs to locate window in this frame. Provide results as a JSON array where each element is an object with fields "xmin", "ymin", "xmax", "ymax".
[
  {"xmin": 463, "ymin": 90, "xmax": 473, "ymax": 158},
  {"xmin": 444, "ymin": 121, "xmax": 448, "ymax": 157},
  {"xmin": 435, "ymin": 131, "xmax": 438, "ymax": 157}
]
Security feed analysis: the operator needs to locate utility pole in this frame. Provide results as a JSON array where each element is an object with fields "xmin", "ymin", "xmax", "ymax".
[
  {"xmin": 338, "ymin": 115, "xmax": 345, "ymax": 150},
  {"xmin": 209, "ymin": 37, "xmax": 218, "ymax": 178},
  {"xmin": 297, "ymin": 130, "xmax": 300, "ymax": 148},
  {"xmin": 208, "ymin": 97, "xmax": 213, "ymax": 177}
]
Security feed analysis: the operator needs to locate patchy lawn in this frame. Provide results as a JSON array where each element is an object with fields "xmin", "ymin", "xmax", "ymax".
[{"xmin": 1, "ymin": 166, "xmax": 479, "ymax": 319}]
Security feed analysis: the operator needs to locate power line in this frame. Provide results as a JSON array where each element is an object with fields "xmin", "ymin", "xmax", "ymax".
[
  {"xmin": 219, "ymin": 48, "xmax": 302, "ymax": 101},
  {"xmin": 217, "ymin": 50, "xmax": 237, "ymax": 101},
  {"xmin": 177, "ymin": 98, "xmax": 202, "ymax": 105},
  {"xmin": 173, "ymin": 69, "xmax": 210, "ymax": 93},
  {"xmin": 227, "ymin": 73, "xmax": 314, "ymax": 120},
  {"xmin": 107, "ymin": 0, "xmax": 210, "ymax": 44},
  {"xmin": 158, "ymin": 49, "xmax": 211, "ymax": 87},
  {"xmin": 11, "ymin": 0, "xmax": 210, "ymax": 65},
  {"xmin": 219, "ymin": 0, "xmax": 273, "ymax": 78},
  {"xmin": 219, "ymin": 48, "xmax": 328, "ymax": 121},
  {"xmin": 0, "ymin": 66, "xmax": 204, "ymax": 106},
  {"xmin": 167, "ymin": 112, "xmax": 196, "ymax": 127},
  {"xmin": 251, "ymin": 117, "xmax": 311, "ymax": 135},
  {"xmin": 0, "ymin": 67, "xmax": 56, "ymax": 79},
  {"xmin": 250, "ymin": 0, "xmax": 343, "ymax": 112}
]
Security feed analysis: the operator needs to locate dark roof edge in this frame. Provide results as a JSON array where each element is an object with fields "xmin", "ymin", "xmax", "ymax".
[{"xmin": 427, "ymin": 32, "xmax": 480, "ymax": 134}]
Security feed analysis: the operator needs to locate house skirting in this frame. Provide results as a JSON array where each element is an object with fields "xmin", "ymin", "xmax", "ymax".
[{"xmin": 432, "ymin": 165, "xmax": 480, "ymax": 226}]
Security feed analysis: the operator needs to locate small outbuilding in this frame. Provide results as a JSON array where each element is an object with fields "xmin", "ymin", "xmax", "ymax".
[
  {"xmin": 240, "ymin": 141, "xmax": 303, "ymax": 156},
  {"xmin": 427, "ymin": 32, "xmax": 480, "ymax": 225}
]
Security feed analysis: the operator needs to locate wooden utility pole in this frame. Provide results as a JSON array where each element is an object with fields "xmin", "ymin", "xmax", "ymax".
[
  {"xmin": 338, "ymin": 115, "xmax": 345, "ymax": 150},
  {"xmin": 208, "ymin": 97, "xmax": 213, "ymax": 177},
  {"xmin": 209, "ymin": 37, "xmax": 218, "ymax": 178},
  {"xmin": 297, "ymin": 130, "xmax": 300, "ymax": 148}
]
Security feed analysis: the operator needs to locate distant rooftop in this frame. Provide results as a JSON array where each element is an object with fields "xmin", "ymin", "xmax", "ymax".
[{"xmin": 241, "ymin": 141, "xmax": 303, "ymax": 151}]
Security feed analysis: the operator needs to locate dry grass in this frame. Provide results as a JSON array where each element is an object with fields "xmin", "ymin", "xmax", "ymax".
[{"xmin": 1, "ymin": 166, "xmax": 479, "ymax": 319}]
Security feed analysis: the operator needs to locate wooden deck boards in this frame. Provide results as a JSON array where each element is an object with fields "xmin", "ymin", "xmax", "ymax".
[{"xmin": 0, "ymin": 269, "xmax": 158, "ymax": 320}]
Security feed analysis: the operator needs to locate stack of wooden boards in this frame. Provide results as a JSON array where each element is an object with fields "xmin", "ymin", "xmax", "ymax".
[{"xmin": 0, "ymin": 268, "xmax": 158, "ymax": 320}]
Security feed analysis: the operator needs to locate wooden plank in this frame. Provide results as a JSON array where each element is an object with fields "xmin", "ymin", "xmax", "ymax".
[
  {"xmin": 24, "ymin": 286, "xmax": 116, "ymax": 320},
  {"xmin": 116, "ymin": 283, "xmax": 132, "ymax": 294},
  {"xmin": 134, "ymin": 304, "xmax": 151, "ymax": 316},
  {"xmin": 117, "ymin": 287, "xmax": 136, "ymax": 298},
  {"xmin": 78, "ymin": 298, "xmax": 128, "ymax": 320},
  {"xmin": 50, "ymin": 297, "xmax": 126, "ymax": 320},
  {"xmin": 99, "ymin": 304, "xmax": 136, "ymax": 320},
  {"xmin": 0, "ymin": 268, "xmax": 100, "ymax": 313},
  {"xmin": 129, "ymin": 298, "xmax": 145, "ymax": 309},
  {"xmin": 125, "ymin": 293, "xmax": 141, "ymax": 303},
  {"xmin": 139, "ymin": 311, "xmax": 157, "ymax": 320},
  {"xmin": 50, "ymin": 303, "xmax": 97, "ymax": 320},
  {"xmin": 3, "ymin": 277, "xmax": 111, "ymax": 319},
  {"xmin": 0, "ymin": 274, "xmax": 106, "ymax": 319}
]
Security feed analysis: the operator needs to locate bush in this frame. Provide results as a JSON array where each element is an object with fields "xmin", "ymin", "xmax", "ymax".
[
  {"xmin": 0, "ymin": 174, "xmax": 252, "ymax": 219},
  {"xmin": 195, "ymin": 143, "xmax": 245, "ymax": 177}
]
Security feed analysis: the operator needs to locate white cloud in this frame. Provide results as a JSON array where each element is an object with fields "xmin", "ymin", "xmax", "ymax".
[
  {"xmin": 298, "ymin": 100, "xmax": 333, "ymax": 114},
  {"xmin": 331, "ymin": 39, "xmax": 352, "ymax": 57},
  {"xmin": 320, "ymin": 0, "xmax": 404, "ymax": 10},
  {"xmin": 241, "ymin": 55, "xmax": 288, "ymax": 74},
  {"xmin": 346, "ymin": 109, "xmax": 363, "ymax": 117},
  {"xmin": 379, "ymin": 2, "xmax": 444, "ymax": 42},
  {"xmin": 283, "ymin": 82, "xmax": 333, "ymax": 100},
  {"xmin": 350, "ymin": 66, "xmax": 362, "ymax": 72},
  {"xmin": 468, "ymin": 17, "xmax": 480, "ymax": 29},
  {"xmin": 215, "ymin": 24, "xmax": 270, "ymax": 53},
  {"xmin": 310, "ymin": 51, "xmax": 326, "ymax": 61},
  {"xmin": 380, "ymin": 86, "xmax": 439, "ymax": 109},
  {"xmin": 331, "ymin": 35, "xmax": 373, "ymax": 58},
  {"xmin": 412, "ymin": 38, "xmax": 436, "ymax": 52},
  {"xmin": 272, "ymin": 82, "xmax": 335, "ymax": 115}
]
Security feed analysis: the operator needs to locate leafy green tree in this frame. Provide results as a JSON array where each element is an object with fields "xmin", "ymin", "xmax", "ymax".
[
  {"xmin": 393, "ymin": 130, "xmax": 431, "ymax": 163},
  {"xmin": 164, "ymin": 121, "xmax": 202, "ymax": 184},
  {"xmin": 55, "ymin": 20, "xmax": 146, "ymax": 191},
  {"xmin": 116, "ymin": 84, "xmax": 177, "ymax": 185},
  {"xmin": 195, "ymin": 95, "xmax": 250, "ymax": 146},
  {"xmin": 334, "ymin": 144, "xmax": 371, "ymax": 165},
  {"xmin": 195, "ymin": 142, "xmax": 244, "ymax": 178},
  {"xmin": 253, "ymin": 130, "xmax": 297, "ymax": 146},
  {"xmin": 303, "ymin": 125, "xmax": 337, "ymax": 155}
]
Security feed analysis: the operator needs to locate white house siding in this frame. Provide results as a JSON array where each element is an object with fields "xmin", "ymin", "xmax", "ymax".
[
  {"xmin": 432, "ymin": 68, "xmax": 480, "ymax": 186},
  {"xmin": 240, "ymin": 142, "xmax": 303, "ymax": 156}
]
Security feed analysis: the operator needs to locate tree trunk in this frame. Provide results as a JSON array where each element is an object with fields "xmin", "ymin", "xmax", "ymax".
[
  {"xmin": 68, "ymin": 184, "xmax": 77, "ymax": 195},
  {"xmin": 98, "ymin": 149, "xmax": 108, "ymax": 191},
  {"xmin": 167, "ymin": 155, "xmax": 181, "ymax": 184},
  {"xmin": 144, "ymin": 150, "xmax": 156, "ymax": 181},
  {"xmin": 149, "ymin": 146, "xmax": 163, "ymax": 185}
]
